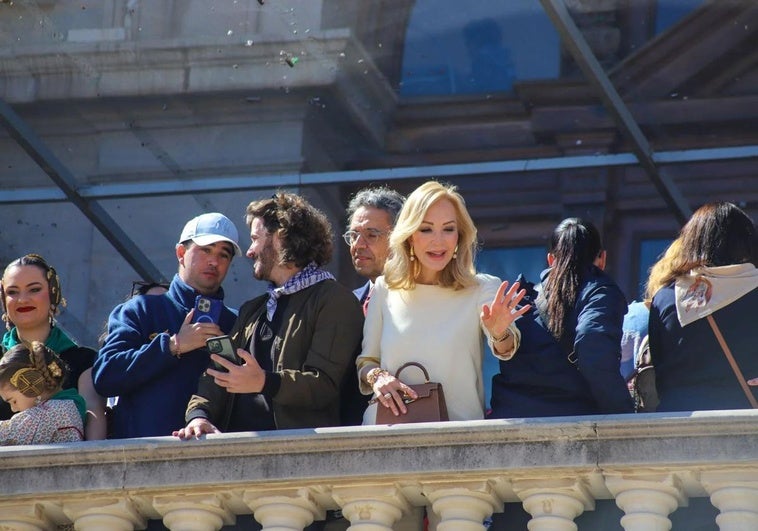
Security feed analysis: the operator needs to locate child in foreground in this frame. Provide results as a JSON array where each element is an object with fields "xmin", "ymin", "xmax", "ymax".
[{"xmin": 0, "ymin": 342, "xmax": 85, "ymax": 445}]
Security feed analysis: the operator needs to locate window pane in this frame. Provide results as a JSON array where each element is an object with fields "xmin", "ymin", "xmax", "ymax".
[
  {"xmin": 400, "ymin": 1, "xmax": 559, "ymax": 97},
  {"xmin": 638, "ymin": 238, "xmax": 673, "ymax": 300}
]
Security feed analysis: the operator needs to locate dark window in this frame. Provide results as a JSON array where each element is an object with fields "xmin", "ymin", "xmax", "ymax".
[
  {"xmin": 638, "ymin": 238, "xmax": 673, "ymax": 299},
  {"xmin": 400, "ymin": 1, "xmax": 559, "ymax": 97},
  {"xmin": 656, "ymin": 0, "xmax": 705, "ymax": 34}
]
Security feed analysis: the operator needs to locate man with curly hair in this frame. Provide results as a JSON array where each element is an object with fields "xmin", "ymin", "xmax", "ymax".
[{"xmin": 176, "ymin": 192, "xmax": 364, "ymax": 438}]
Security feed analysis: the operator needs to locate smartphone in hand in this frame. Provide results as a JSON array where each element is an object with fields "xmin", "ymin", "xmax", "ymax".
[
  {"xmin": 192, "ymin": 295, "xmax": 222, "ymax": 324},
  {"xmin": 206, "ymin": 335, "xmax": 239, "ymax": 372}
]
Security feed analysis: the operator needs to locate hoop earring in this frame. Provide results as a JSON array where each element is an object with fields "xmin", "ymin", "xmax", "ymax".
[
  {"xmin": 453, "ymin": 246, "xmax": 458, "ymax": 260},
  {"xmin": 409, "ymin": 246, "xmax": 415, "ymax": 262}
]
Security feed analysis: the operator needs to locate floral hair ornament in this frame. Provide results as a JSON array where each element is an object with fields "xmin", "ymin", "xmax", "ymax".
[
  {"xmin": 10, "ymin": 367, "xmax": 45, "ymax": 395},
  {"xmin": 47, "ymin": 361, "xmax": 62, "ymax": 378}
]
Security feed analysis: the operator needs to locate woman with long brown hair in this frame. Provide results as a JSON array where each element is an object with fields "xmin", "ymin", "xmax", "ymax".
[{"xmin": 649, "ymin": 201, "xmax": 758, "ymax": 412}]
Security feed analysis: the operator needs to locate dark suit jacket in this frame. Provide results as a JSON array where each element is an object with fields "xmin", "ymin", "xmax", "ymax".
[{"xmin": 186, "ymin": 279, "xmax": 364, "ymax": 430}]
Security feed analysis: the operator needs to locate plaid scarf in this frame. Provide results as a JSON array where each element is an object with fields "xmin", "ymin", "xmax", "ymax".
[{"xmin": 266, "ymin": 262, "xmax": 335, "ymax": 320}]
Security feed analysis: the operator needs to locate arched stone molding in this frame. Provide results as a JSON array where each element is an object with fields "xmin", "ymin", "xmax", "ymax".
[{"xmin": 321, "ymin": 0, "xmax": 415, "ymax": 86}]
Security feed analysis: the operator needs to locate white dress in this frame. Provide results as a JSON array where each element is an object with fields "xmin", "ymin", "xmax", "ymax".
[{"xmin": 357, "ymin": 273, "xmax": 510, "ymax": 424}]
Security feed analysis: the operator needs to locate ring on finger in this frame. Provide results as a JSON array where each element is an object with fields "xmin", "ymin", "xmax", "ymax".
[{"xmin": 383, "ymin": 393, "xmax": 392, "ymax": 399}]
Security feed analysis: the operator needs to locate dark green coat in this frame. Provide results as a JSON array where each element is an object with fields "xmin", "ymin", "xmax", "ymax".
[{"xmin": 186, "ymin": 279, "xmax": 363, "ymax": 430}]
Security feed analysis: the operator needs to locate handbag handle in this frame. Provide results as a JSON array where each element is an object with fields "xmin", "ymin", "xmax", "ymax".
[
  {"xmin": 394, "ymin": 362, "xmax": 430, "ymax": 383},
  {"xmin": 706, "ymin": 314, "xmax": 758, "ymax": 409}
]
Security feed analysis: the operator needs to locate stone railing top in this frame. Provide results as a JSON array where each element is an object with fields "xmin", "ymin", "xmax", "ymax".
[{"xmin": 1, "ymin": 410, "xmax": 757, "ymax": 502}]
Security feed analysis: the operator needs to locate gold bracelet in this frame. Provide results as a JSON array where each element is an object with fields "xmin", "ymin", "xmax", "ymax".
[
  {"xmin": 492, "ymin": 327, "xmax": 511, "ymax": 343},
  {"xmin": 365, "ymin": 367, "xmax": 389, "ymax": 386}
]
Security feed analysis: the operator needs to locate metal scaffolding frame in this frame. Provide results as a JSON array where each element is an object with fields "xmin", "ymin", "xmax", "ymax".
[
  {"xmin": 0, "ymin": 1, "xmax": 750, "ymax": 279},
  {"xmin": 539, "ymin": 0, "xmax": 693, "ymax": 225},
  {"xmin": 0, "ymin": 99, "xmax": 164, "ymax": 281}
]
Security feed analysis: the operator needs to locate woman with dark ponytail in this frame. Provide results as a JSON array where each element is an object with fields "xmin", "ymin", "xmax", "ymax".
[
  {"xmin": 0, "ymin": 341, "xmax": 85, "ymax": 444},
  {"xmin": 488, "ymin": 217, "xmax": 634, "ymax": 418}
]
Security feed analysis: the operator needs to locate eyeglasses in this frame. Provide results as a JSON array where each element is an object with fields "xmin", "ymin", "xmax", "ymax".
[
  {"xmin": 131, "ymin": 280, "xmax": 170, "ymax": 297},
  {"xmin": 342, "ymin": 228, "xmax": 389, "ymax": 246}
]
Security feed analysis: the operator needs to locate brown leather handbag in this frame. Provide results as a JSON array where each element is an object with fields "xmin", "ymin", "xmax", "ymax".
[{"xmin": 375, "ymin": 362, "xmax": 449, "ymax": 424}]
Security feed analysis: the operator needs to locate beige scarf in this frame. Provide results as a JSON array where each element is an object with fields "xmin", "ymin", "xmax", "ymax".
[{"xmin": 675, "ymin": 263, "xmax": 758, "ymax": 327}]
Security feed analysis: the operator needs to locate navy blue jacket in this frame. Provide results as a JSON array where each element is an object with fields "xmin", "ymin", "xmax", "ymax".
[
  {"xmin": 649, "ymin": 283, "xmax": 758, "ymax": 412},
  {"xmin": 489, "ymin": 267, "xmax": 634, "ymax": 418},
  {"xmin": 94, "ymin": 274, "xmax": 237, "ymax": 438}
]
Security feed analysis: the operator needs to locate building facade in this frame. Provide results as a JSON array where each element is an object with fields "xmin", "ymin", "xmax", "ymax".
[{"xmin": 0, "ymin": 2, "xmax": 757, "ymax": 528}]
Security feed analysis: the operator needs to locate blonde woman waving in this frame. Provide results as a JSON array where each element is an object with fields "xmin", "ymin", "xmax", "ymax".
[{"xmin": 357, "ymin": 181, "xmax": 529, "ymax": 424}]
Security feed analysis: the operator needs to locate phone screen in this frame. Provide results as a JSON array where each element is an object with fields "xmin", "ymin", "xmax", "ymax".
[{"xmin": 206, "ymin": 335, "xmax": 238, "ymax": 371}]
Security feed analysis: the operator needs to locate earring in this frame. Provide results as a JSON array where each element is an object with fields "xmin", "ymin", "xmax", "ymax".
[
  {"xmin": 409, "ymin": 246, "xmax": 415, "ymax": 262},
  {"xmin": 453, "ymin": 246, "xmax": 458, "ymax": 260},
  {"xmin": 34, "ymin": 396, "xmax": 41, "ymax": 406}
]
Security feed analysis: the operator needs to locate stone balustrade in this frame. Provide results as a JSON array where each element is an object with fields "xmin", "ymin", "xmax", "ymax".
[{"xmin": 1, "ymin": 410, "xmax": 757, "ymax": 530}]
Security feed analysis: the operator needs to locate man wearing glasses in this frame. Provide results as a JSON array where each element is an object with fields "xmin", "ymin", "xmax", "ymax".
[
  {"xmin": 337, "ymin": 187, "xmax": 405, "ymax": 430},
  {"xmin": 343, "ymin": 186, "xmax": 405, "ymax": 311}
]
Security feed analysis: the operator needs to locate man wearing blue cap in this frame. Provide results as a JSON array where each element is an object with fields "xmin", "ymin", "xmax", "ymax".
[{"xmin": 94, "ymin": 212, "xmax": 241, "ymax": 439}]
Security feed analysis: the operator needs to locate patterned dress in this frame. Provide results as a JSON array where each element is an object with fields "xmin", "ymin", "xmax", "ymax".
[{"xmin": 0, "ymin": 399, "xmax": 84, "ymax": 445}]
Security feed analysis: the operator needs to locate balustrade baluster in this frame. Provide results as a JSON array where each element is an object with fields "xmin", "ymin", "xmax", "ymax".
[
  {"xmin": 702, "ymin": 472, "xmax": 758, "ymax": 531},
  {"xmin": 153, "ymin": 494, "xmax": 234, "ymax": 531},
  {"xmin": 63, "ymin": 498, "xmax": 146, "ymax": 531}
]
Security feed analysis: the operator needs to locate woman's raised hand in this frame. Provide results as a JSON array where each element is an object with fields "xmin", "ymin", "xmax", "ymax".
[{"xmin": 481, "ymin": 281, "xmax": 531, "ymax": 340}]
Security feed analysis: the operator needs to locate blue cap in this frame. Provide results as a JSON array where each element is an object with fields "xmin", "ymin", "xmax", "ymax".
[{"xmin": 179, "ymin": 212, "xmax": 242, "ymax": 256}]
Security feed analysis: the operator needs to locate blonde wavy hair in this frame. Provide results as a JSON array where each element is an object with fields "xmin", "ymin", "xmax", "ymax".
[
  {"xmin": 384, "ymin": 181, "xmax": 478, "ymax": 290},
  {"xmin": 643, "ymin": 237, "xmax": 683, "ymax": 304}
]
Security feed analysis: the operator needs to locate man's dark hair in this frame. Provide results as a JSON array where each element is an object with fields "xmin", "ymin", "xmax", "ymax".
[
  {"xmin": 246, "ymin": 192, "xmax": 333, "ymax": 267},
  {"xmin": 346, "ymin": 187, "xmax": 406, "ymax": 227}
]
